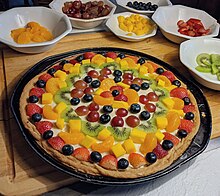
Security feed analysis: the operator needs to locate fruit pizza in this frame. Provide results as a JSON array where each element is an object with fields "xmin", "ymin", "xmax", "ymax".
[{"xmin": 20, "ymin": 50, "xmax": 200, "ymax": 178}]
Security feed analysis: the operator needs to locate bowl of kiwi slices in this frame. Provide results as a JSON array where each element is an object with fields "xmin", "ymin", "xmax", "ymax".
[{"xmin": 180, "ymin": 38, "xmax": 220, "ymax": 90}]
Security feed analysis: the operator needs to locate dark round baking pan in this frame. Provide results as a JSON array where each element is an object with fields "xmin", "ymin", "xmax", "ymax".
[{"xmin": 10, "ymin": 47, "xmax": 212, "ymax": 185}]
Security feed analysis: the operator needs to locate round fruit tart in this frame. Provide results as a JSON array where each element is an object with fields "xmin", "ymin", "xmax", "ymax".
[{"xmin": 20, "ymin": 51, "xmax": 200, "ymax": 178}]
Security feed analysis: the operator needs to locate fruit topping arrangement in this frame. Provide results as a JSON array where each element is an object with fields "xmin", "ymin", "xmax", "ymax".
[
  {"xmin": 195, "ymin": 53, "xmax": 220, "ymax": 80},
  {"xmin": 126, "ymin": 1, "xmax": 158, "ymax": 11},
  {"xmin": 177, "ymin": 18, "xmax": 210, "ymax": 37},
  {"xmin": 24, "ymin": 51, "xmax": 197, "ymax": 173},
  {"xmin": 11, "ymin": 22, "xmax": 53, "ymax": 44},
  {"xmin": 62, "ymin": 0, "xmax": 112, "ymax": 19},
  {"xmin": 118, "ymin": 14, "xmax": 155, "ymax": 36}
]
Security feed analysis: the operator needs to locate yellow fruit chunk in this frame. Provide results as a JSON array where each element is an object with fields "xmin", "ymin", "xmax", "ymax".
[
  {"xmin": 170, "ymin": 109, "xmax": 185, "ymax": 117},
  {"xmin": 139, "ymin": 65, "xmax": 148, "ymax": 75},
  {"xmin": 91, "ymin": 54, "xmax": 106, "ymax": 66},
  {"xmin": 94, "ymin": 88, "xmax": 104, "ymax": 95},
  {"xmin": 97, "ymin": 127, "xmax": 112, "ymax": 141},
  {"xmin": 69, "ymin": 119, "xmax": 81, "ymax": 133},
  {"xmin": 123, "ymin": 89, "xmax": 139, "ymax": 105},
  {"xmin": 106, "ymin": 57, "xmax": 114, "ymax": 63},
  {"xmin": 162, "ymin": 97, "xmax": 175, "ymax": 109},
  {"xmin": 91, "ymin": 136, "xmax": 114, "ymax": 153},
  {"xmin": 42, "ymin": 93, "xmax": 53, "ymax": 104},
  {"xmin": 46, "ymin": 78, "xmax": 63, "ymax": 95},
  {"xmin": 156, "ymin": 75, "xmax": 172, "ymax": 87},
  {"xmin": 43, "ymin": 105, "xmax": 58, "ymax": 120},
  {"xmin": 130, "ymin": 128, "xmax": 147, "ymax": 144},
  {"xmin": 93, "ymin": 95, "xmax": 114, "ymax": 106},
  {"xmin": 140, "ymin": 133, "xmax": 157, "ymax": 155},
  {"xmin": 59, "ymin": 131, "xmax": 85, "ymax": 145},
  {"xmin": 63, "ymin": 63, "xmax": 73, "ymax": 72},
  {"xmin": 122, "ymin": 138, "xmax": 136, "ymax": 154},
  {"xmin": 82, "ymin": 59, "xmax": 90, "ymax": 64},
  {"xmin": 111, "ymin": 143, "xmax": 126, "ymax": 158},
  {"xmin": 119, "ymin": 59, "xmax": 129, "ymax": 70},
  {"xmin": 172, "ymin": 97, "xmax": 184, "ymax": 110},
  {"xmin": 69, "ymin": 63, "xmax": 80, "ymax": 74},
  {"xmin": 112, "ymin": 101, "xmax": 129, "ymax": 110},
  {"xmin": 115, "ymin": 57, "xmax": 121, "ymax": 64},
  {"xmin": 100, "ymin": 78, "xmax": 116, "ymax": 91},
  {"xmin": 54, "ymin": 70, "xmax": 67, "ymax": 81},
  {"xmin": 158, "ymin": 79, "xmax": 165, "ymax": 87},
  {"xmin": 58, "ymin": 81, "xmax": 67, "ymax": 89},
  {"xmin": 166, "ymin": 111, "xmax": 181, "ymax": 132},
  {"xmin": 142, "ymin": 62, "xmax": 154, "ymax": 73},
  {"xmin": 56, "ymin": 118, "xmax": 65, "ymax": 129},
  {"xmin": 117, "ymin": 82, "xmax": 130, "ymax": 89},
  {"xmin": 123, "ymin": 57, "xmax": 137, "ymax": 69},
  {"xmin": 54, "ymin": 102, "xmax": 67, "ymax": 114},
  {"xmin": 155, "ymin": 131, "xmax": 165, "ymax": 142},
  {"xmin": 164, "ymin": 85, "xmax": 177, "ymax": 92},
  {"xmin": 156, "ymin": 116, "xmax": 168, "ymax": 129},
  {"xmin": 80, "ymin": 135, "xmax": 97, "ymax": 148}
]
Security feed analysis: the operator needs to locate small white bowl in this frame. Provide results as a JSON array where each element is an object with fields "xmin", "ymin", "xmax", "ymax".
[
  {"xmin": 49, "ymin": 0, "xmax": 116, "ymax": 29},
  {"xmin": 116, "ymin": 0, "xmax": 172, "ymax": 16},
  {"xmin": 106, "ymin": 12, "xmax": 157, "ymax": 42},
  {"xmin": 180, "ymin": 38, "xmax": 220, "ymax": 90},
  {"xmin": 152, "ymin": 5, "xmax": 220, "ymax": 44},
  {"xmin": 0, "ymin": 7, "xmax": 72, "ymax": 54}
]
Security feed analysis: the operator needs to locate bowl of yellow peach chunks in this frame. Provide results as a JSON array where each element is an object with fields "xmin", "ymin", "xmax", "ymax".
[
  {"xmin": 0, "ymin": 7, "xmax": 72, "ymax": 53},
  {"xmin": 106, "ymin": 12, "xmax": 157, "ymax": 41}
]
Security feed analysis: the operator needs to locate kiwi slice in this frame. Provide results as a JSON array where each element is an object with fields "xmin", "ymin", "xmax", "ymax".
[
  {"xmin": 149, "ymin": 79, "xmax": 157, "ymax": 90},
  {"xmin": 137, "ymin": 118, "xmax": 157, "ymax": 133},
  {"xmin": 196, "ymin": 53, "xmax": 212, "ymax": 67},
  {"xmin": 61, "ymin": 106, "xmax": 79, "ymax": 122},
  {"xmin": 80, "ymin": 63, "xmax": 98, "ymax": 74},
  {"xmin": 81, "ymin": 121, "xmax": 104, "ymax": 137},
  {"xmin": 107, "ymin": 127, "xmax": 131, "ymax": 141},
  {"xmin": 54, "ymin": 87, "xmax": 71, "ymax": 105},
  {"xmin": 211, "ymin": 54, "xmax": 220, "ymax": 65},
  {"xmin": 211, "ymin": 63, "xmax": 220, "ymax": 75},
  {"xmin": 154, "ymin": 87, "xmax": 169, "ymax": 100},
  {"xmin": 66, "ymin": 73, "xmax": 80, "ymax": 87},
  {"xmin": 154, "ymin": 102, "xmax": 168, "ymax": 117},
  {"xmin": 217, "ymin": 73, "xmax": 220, "ymax": 81},
  {"xmin": 195, "ymin": 66, "xmax": 212, "ymax": 73},
  {"xmin": 99, "ymin": 62, "xmax": 120, "ymax": 70}
]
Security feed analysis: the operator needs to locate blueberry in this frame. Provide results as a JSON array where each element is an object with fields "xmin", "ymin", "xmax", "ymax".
[
  {"xmin": 146, "ymin": 2, "xmax": 151, "ymax": 6},
  {"xmin": 70, "ymin": 97, "xmax": 80, "ymax": 105},
  {"xmin": 156, "ymin": 67, "xmax": 164, "ymax": 74},
  {"xmin": 117, "ymin": 53, "xmax": 126, "ymax": 59},
  {"xmin": 29, "ymin": 95, "xmax": 39, "ymax": 103},
  {"xmin": 83, "ymin": 94, "xmax": 93, "ymax": 102},
  {"xmin": 126, "ymin": 1, "xmax": 133, "ymax": 7},
  {"xmin": 172, "ymin": 80, "xmax": 181, "ymax": 87},
  {"xmin": 117, "ymin": 158, "xmax": 129, "ymax": 169},
  {"xmin": 91, "ymin": 80, "xmax": 101, "ymax": 88},
  {"xmin": 75, "ymin": 54, "xmax": 84, "ymax": 62},
  {"xmin": 146, "ymin": 152, "xmax": 157, "ymax": 163},
  {"xmin": 112, "ymin": 90, "xmax": 120, "ymax": 97},
  {"xmin": 84, "ymin": 76, "xmax": 92, "ymax": 83},
  {"xmin": 133, "ymin": 1, "xmax": 138, "ymax": 6},
  {"xmin": 177, "ymin": 129, "xmax": 188, "ymax": 139},
  {"xmin": 140, "ymin": 111, "xmax": 150, "ymax": 120},
  {"xmin": 42, "ymin": 130, "xmax": 53, "ymax": 140},
  {"xmin": 162, "ymin": 140, "xmax": 173, "ymax": 150},
  {"xmin": 103, "ymin": 105, "xmax": 113, "ymax": 113},
  {"xmin": 36, "ymin": 80, "xmax": 46, "ymax": 88},
  {"xmin": 130, "ymin": 84, "xmax": 140, "ymax": 92},
  {"xmin": 47, "ymin": 68, "xmax": 56, "ymax": 76},
  {"xmin": 185, "ymin": 112, "xmax": 194, "ymax": 120},
  {"xmin": 152, "ymin": 4, "xmax": 158, "ymax": 10},
  {"xmin": 32, "ymin": 113, "xmax": 42, "ymax": 122},
  {"xmin": 90, "ymin": 151, "xmax": 102, "ymax": 162},
  {"xmin": 62, "ymin": 144, "xmax": 74, "ymax": 155},
  {"xmin": 100, "ymin": 114, "xmax": 111, "ymax": 124},
  {"xmin": 113, "ymin": 70, "xmax": 122, "ymax": 77},
  {"xmin": 59, "ymin": 60, "xmax": 69, "ymax": 66},
  {"xmin": 130, "ymin": 103, "xmax": 141, "ymax": 113},
  {"xmin": 141, "ymin": 82, "xmax": 149, "ymax": 90},
  {"xmin": 114, "ymin": 76, "xmax": 121, "ymax": 83},
  {"xmin": 137, "ymin": 57, "xmax": 145, "ymax": 65},
  {"xmin": 182, "ymin": 97, "xmax": 191, "ymax": 105}
]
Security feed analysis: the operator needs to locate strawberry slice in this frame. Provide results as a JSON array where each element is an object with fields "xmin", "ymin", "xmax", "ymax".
[
  {"xmin": 26, "ymin": 103, "xmax": 42, "ymax": 117},
  {"xmin": 163, "ymin": 132, "xmax": 180, "ymax": 146},
  {"xmin": 110, "ymin": 86, "xmax": 123, "ymax": 94},
  {"xmin": 47, "ymin": 136, "xmax": 65, "ymax": 151},
  {"xmin": 153, "ymin": 144, "xmax": 168, "ymax": 159},
  {"xmin": 100, "ymin": 91, "xmax": 113, "ymax": 98},
  {"xmin": 29, "ymin": 87, "xmax": 45, "ymax": 98},
  {"xmin": 39, "ymin": 73, "xmax": 52, "ymax": 82},
  {"xmin": 179, "ymin": 119, "xmax": 194, "ymax": 133},
  {"xmin": 69, "ymin": 59, "xmax": 78, "ymax": 65},
  {"xmin": 170, "ymin": 87, "xmax": 188, "ymax": 99},
  {"xmin": 83, "ymin": 52, "xmax": 96, "ymax": 59},
  {"xmin": 73, "ymin": 147, "xmax": 90, "ymax": 161},
  {"xmin": 99, "ymin": 155, "xmax": 117, "ymax": 170},
  {"xmin": 161, "ymin": 71, "xmax": 176, "ymax": 82},
  {"xmin": 53, "ymin": 65, "xmax": 63, "ymax": 70},
  {"xmin": 35, "ymin": 121, "xmax": 53, "ymax": 134},
  {"xmin": 114, "ymin": 94, "xmax": 128, "ymax": 102},
  {"xmin": 106, "ymin": 52, "xmax": 117, "ymax": 59},
  {"xmin": 183, "ymin": 105, "xmax": 196, "ymax": 113},
  {"xmin": 128, "ymin": 153, "xmax": 147, "ymax": 168}
]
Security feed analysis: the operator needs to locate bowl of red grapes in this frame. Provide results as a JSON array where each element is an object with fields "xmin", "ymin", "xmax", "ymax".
[{"xmin": 49, "ymin": 0, "xmax": 116, "ymax": 29}]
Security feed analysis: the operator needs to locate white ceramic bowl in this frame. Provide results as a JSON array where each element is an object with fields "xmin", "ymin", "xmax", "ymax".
[
  {"xmin": 180, "ymin": 38, "xmax": 220, "ymax": 90},
  {"xmin": 106, "ymin": 12, "xmax": 157, "ymax": 42},
  {"xmin": 0, "ymin": 7, "xmax": 72, "ymax": 54},
  {"xmin": 116, "ymin": 0, "xmax": 172, "ymax": 16},
  {"xmin": 152, "ymin": 5, "xmax": 220, "ymax": 44},
  {"xmin": 49, "ymin": 0, "xmax": 116, "ymax": 29}
]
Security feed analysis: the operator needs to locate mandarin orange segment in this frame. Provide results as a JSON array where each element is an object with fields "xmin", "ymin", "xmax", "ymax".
[
  {"xmin": 139, "ymin": 133, "xmax": 157, "ymax": 155},
  {"xmin": 156, "ymin": 75, "xmax": 172, "ymax": 87},
  {"xmin": 11, "ymin": 28, "xmax": 26, "ymax": 41},
  {"xmin": 46, "ymin": 78, "xmax": 60, "ymax": 95},
  {"xmin": 58, "ymin": 131, "xmax": 85, "ymax": 145},
  {"xmin": 93, "ymin": 95, "xmax": 114, "ymax": 105},
  {"xmin": 91, "ymin": 136, "xmax": 114, "ymax": 153},
  {"xmin": 146, "ymin": 61, "xmax": 159, "ymax": 71},
  {"xmin": 142, "ymin": 62, "xmax": 154, "ymax": 73},
  {"xmin": 123, "ymin": 57, "xmax": 137, "ymax": 69},
  {"xmin": 43, "ymin": 105, "xmax": 58, "ymax": 120},
  {"xmin": 17, "ymin": 32, "xmax": 32, "ymax": 44},
  {"xmin": 27, "ymin": 21, "xmax": 41, "ymax": 28},
  {"xmin": 166, "ymin": 111, "xmax": 181, "ymax": 132},
  {"xmin": 172, "ymin": 97, "xmax": 184, "ymax": 110},
  {"xmin": 123, "ymin": 89, "xmax": 139, "ymax": 105},
  {"xmin": 100, "ymin": 78, "xmax": 116, "ymax": 91},
  {"xmin": 91, "ymin": 54, "xmax": 106, "ymax": 66}
]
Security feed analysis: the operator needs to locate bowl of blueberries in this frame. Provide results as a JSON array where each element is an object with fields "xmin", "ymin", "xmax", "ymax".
[{"xmin": 116, "ymin": 0, "xmax": 172, "ymax": 15}]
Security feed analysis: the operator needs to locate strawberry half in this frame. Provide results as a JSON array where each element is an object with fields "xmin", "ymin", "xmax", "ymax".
[
  {"xmin": 170, "ymin": 87, "xmax": 188, "ymax": 99},
  {"xmin": 106, "ymin": 52, "xmax": 117, "ymax": 59},
  {"xmin": 47, "ymin": 136, "xmax": 65, "ymax": 151},
  {"xmin": 183, "ymin": 105, "xmax": 196, "ymax": 113},
  {"xmin": 153, "ymin": 144, "xmax": 168, "ymax": 159},
  {"xmin": 99, "ymin": 155, "xmax": 117, "ymax": 170},
  {"xmin": 161, "ymin": 71, "xmax": 176, "ymax": 82},
  {"xmin": 26, "ymin": 103, "xmax": 42, "ymax": 117},
  {"xmin": 69, "ymin": 59, "xmax": 78, "ymax": 65},
  {"xmin": 128, "ymin": 153, "xmax": 147, "ymax": 168},
  {"xmin": 114, "ymin": 94, "xmax": 128, "ymax": 102},
  {"xmin": 29, "ymin": 87, "xmax": 45, "ymax": 98},
  {"xmin": 35, "ymin": 121, "xmax": 53, "ymax": 134},
  {"xmin": 179, "ymin": 119, "xmax": 194, "ymax": 133},
  {"xmin": 39, "ymin": 73, "xmax": 52, "ymax": 82},
  {"xmin": 73, "ymin": 147, "xmax": 90, "ymax": 161},
  {"xmin": 83, "ymin": 52, "xmax": 96, "ymax": 59},
  {"xmin": 163, "ymin": 132, "xmax": 180, "ymax": 146}
]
